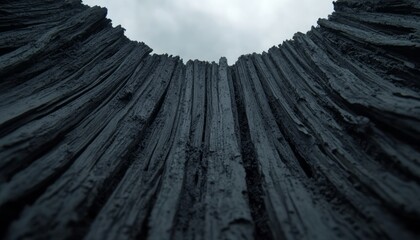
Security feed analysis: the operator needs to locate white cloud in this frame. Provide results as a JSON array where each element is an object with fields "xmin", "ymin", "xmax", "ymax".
[{"xmin": 82, "ymin": 0, "xmax": 333, "ymax": 63}]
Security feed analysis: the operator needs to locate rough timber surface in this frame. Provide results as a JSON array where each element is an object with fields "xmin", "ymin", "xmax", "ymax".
[{"xmin": 0, "ymin": 0, "xmax": 419, "ymax": 239}]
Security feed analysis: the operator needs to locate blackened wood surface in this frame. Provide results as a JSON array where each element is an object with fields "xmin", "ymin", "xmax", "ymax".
[{"xmin": 0, "ymin": 0, "xmax": 419, "ymax": 239}]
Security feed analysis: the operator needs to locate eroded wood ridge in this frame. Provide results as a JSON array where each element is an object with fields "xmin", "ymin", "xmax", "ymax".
[{"xmin": 0, "ymin": 0, "xmax": 419, "ymax": 239}]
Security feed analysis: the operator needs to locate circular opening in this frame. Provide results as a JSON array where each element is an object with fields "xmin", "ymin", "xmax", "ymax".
[{"xmin": 83, "ymin": 0, "xmax": 334, "ymax": 63}]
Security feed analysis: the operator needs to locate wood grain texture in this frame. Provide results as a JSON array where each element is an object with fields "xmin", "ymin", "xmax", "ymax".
[{"xmin": 0, "ymin": 0, "xmax": 419, "ymax": 239}]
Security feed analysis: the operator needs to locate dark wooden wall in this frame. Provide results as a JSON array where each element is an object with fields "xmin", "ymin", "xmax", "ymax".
[{"xmin": 0, "ymin": 0, "xmax": 419, "ymax": 239}]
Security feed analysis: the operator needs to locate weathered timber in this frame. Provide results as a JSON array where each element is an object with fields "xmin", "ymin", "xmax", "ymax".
[{"xmin": 0, "ymin": 0, "xmax": 419, "ymax": 239}]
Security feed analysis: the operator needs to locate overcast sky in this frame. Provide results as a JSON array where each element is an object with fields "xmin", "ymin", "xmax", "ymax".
[{"xmin": 82, "ymin": 0, "xmax": 334, "ymax": 63}]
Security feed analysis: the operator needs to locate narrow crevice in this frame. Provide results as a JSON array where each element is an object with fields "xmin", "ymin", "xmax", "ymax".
[
  {"xmin": 171, "ymin": 65, "xmax": 209, "ymax": 240},
  {"xmin": 249, "ymin": 56, "xmax": 314, "ymax": 179},
  {"xmin": 230, "ymin": 68, "xmax": 275, "ymax": 240},
  {"xmin": 268, "ymin": 98, "xmax": 314, "ymax": 179},
  {"xmin": 136, "ymin": 164, "xmax": 168, "ymax": 240},
  {"xmin": 137, "ymin": 64, "xmax": 187, "ymax": 240},
  {"xmin": 171, "ymin": 144, "xmax": 207, "ymax": 240},
  {"xmin": 136, "ymin": 194, "xmax": 154, "ymax": 240}
]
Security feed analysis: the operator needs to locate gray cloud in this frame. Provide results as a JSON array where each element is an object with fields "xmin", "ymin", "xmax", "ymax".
[{"xmin": 82, "ymin": 0, "xmax": 333, "ymax": 64}]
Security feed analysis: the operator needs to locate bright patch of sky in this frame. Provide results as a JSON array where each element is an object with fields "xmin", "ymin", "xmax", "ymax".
[{"xmin": 83, "ymin": 0, "xmax": 334, "ymax": 63}]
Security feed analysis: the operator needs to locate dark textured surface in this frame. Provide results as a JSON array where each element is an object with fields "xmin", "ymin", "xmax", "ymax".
[{"xmin": 0, "ymin": 0, "xmax": 419, "ymax": 239}]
